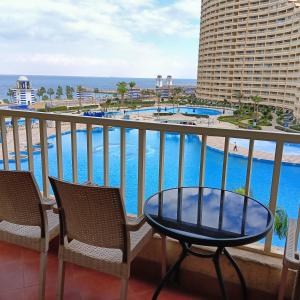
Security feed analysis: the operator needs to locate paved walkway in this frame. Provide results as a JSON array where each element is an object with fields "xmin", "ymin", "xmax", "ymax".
[{"xmin": 0, "ymin": 112, "xmax": 299, "ymax": 164}]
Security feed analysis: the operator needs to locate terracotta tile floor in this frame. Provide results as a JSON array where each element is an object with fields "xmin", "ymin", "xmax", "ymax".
[{"xmin": 0, "ymin": 241, "xmax": 204, "ymax": 300}]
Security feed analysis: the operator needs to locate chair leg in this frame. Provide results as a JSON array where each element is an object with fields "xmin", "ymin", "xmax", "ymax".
[
  {"xmin": 278, "ymin": 265, "xmax": 289, "ymax": 300},
  {"xmin": 57, "ymin": 258, "xmax": 66, "ymax": 300},
  {"xmin": 161, "ymin": 234, "xmax": 167, "ymax": 278},
  {"xmin": 38, "ymin": 251, "xmax": 47, "ymax": 300},
  {"xmin": 120, "ymin": 278, "xmax": 129, "ymax": 300}
]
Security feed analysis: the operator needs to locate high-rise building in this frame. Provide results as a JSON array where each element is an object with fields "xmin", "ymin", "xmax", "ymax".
[{"xmin": 197, "ymin": 0, "xmax": 300, "ymax": 120}]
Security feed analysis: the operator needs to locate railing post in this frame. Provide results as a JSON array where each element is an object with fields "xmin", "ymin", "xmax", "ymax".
[
  {"xmin": 71, "ymin": 123, "xmax": 78, "ymax": 183},
  {"xmin": 120, "ymin": 127, "xmax": 126, "ymax": 198},
  {"xmin": 264, "ymin": 141, "xmax": 284, "ymax": 253},
  {"xmin": 138, "ymin": 129, "xmax": 146, "ymax": 216},
  {"xmin": 103, "ymin": 126, "xmax": 109, "ymax": 186},
  {"xmin": 221, "ymin": 137, "xmax": 230, "ymax": 190},
  {"xmin": 178, "ymin": 132, "xmax": 185, "ymax": 187},
  {"xmin": 87, "ymin": 124, "xmax": 93, "ymax": 183},
  {"xmin": 39, "ymin": 120, "xmax": 49, "ymax": 197},
  {"xmin": 25, "ymin": 118, "xmax": 34, "ymax": 172},
  {"xmin": 245, "ymin": 139, "xmax": 254, "ymax": 196},
  {"xmin": 12, "ymin": 117, "xmax": 21, "ymax": 170},
  {"xmin": 0, "ymin": 117, "xmax": 9, "ymax": 170},
  {"xmin": 199, "ymin": 135, "xmax": 207, "ymax": 186},
  {"xmin": 159, "ymin": 131, "xmax": 165, "ymax": 192},
  {"xmin": 56, "ymin": 121, "xmax": 63, "ymax": 180}
]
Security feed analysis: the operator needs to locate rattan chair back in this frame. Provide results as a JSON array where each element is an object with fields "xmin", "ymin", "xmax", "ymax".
[
  {"xmin": 49, "ymin": 177, "xmax": 128, "ymax": 251},
  {"xmin": 0, "ymin": 170, "xmax": 43, "ymax": 226}
]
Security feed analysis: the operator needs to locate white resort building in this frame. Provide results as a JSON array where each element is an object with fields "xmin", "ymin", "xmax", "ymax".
[{"xmin": 12, "ymin": 76, "xmax": 36, "ymax": 105}]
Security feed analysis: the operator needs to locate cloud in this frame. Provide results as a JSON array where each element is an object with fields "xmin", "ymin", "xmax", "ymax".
[{"xmin": 0, "ymin": 0, "xmax": 200, "ymax": 78}]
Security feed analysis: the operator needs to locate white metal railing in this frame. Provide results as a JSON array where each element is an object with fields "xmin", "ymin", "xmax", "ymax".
[{"xmin": 0, "ymin": 109, "xmax": 300, "ymax": 257}]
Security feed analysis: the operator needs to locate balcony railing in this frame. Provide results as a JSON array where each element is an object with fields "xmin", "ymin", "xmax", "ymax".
[{"xmin": 0, "ymin": 108, "xmax": 299, "ymax": 257}]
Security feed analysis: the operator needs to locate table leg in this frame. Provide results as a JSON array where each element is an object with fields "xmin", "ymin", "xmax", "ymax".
[
  {"xmin": 152, "ymin": 243, "xmax": 187, "ymax": 300},
  {"xmin": 213, "ymin": 247, "xmax": 228, "ymax": 300},
  {"xmin": 223, "ymin": 248, "xmax": 247, "ymax": 300}
]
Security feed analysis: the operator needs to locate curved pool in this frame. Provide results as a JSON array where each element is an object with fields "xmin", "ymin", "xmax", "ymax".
[
  {"xmin": 128, "ymin": 107, "xmax": 221, "ymax": 116},
  {"xmin": 1, "ymin": 128, "xmax": 299, "ymax": 248},
  {"xmin": 106, "ymin": 106, "xmax": 221, "ymax": 117},
  {"xmin": 233, "ymin": 138, "xmax": 300, "ymax": 156}
]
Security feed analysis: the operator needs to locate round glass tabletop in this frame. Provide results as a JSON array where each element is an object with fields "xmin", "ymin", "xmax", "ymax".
[{"xmin": 144, "ymin": 187, "xmax": 274, "ymax": 247}]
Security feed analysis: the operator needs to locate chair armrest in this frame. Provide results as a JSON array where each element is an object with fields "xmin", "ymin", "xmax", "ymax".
[
  {"xmin": 41, "ymin": 197, "xmax": 56, "ymax": 210},
  {"xmin": 126, "ymin": 215, "xmax": 146, "ymax": 231}
]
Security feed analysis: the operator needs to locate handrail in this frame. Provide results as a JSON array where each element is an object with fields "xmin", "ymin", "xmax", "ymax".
[{"xmin": 0, "ymin": 109, "xmax": 299, "ymax": 143}]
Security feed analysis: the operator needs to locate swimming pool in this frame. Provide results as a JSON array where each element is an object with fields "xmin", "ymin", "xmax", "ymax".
[
  {"xmin": 233, "ymin": 138, "xmax": 300, "ymax": 156},
  {"xmin": 127, "ymin": 107, "xmax": 221, "ymax": 116},
  {"xmin": 105, "ymin": 106, "xmax": 221, "ymax": 117},
  {"xmin": 1, "ymin": 128, "xmax": 299, "ymax": 248}
]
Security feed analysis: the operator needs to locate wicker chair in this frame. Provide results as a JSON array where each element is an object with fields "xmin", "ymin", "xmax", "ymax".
[
  {"xmin": 49, "ymin": 177, "xmax": 154, "ymax": 300},
  {"xmin": 278, "ymin": 207, "xmax": 300, "ymax": 300},
  {"xmin": 0, "ymin": 170, "xmax": 59, "ymax": 300}
]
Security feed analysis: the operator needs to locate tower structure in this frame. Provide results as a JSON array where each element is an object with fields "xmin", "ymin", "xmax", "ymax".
[{"xmin": 12, "ymin": 76, "xmax": 36, "ymax": 105}]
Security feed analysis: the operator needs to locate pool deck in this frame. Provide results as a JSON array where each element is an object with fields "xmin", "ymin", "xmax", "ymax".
[{"xmin": 0, "ymin": 112, "xmax": 299, "ymax": 165}]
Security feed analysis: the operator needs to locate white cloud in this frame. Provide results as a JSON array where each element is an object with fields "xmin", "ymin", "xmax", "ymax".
[{"xmin": 0, "ymin": 0, "xmax": 200, "ymax": 78}]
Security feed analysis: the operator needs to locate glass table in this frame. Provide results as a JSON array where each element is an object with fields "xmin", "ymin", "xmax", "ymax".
[{"xmin": 144, "ymin": 187, "xmax": 274, "ymax": 300}]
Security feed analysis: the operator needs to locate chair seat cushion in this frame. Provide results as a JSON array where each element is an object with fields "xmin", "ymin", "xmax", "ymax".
[
  {"xmin": 62, "ymin": 222, "xmax": 153, "ymax": 277},
  {"xmin": 0, "ymin": 210, "xmax": 59, "ymax": 251}
]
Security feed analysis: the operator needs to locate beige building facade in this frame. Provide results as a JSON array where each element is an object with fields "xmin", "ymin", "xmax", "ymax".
[{"xmin": 197, "ymin": 0, "xmax": 300, "ymax": 120}]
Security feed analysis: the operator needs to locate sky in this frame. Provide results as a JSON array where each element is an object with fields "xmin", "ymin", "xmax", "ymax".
[{"xmin": 0, "ymin": 0, "xmax": 201, "ymax": 79}]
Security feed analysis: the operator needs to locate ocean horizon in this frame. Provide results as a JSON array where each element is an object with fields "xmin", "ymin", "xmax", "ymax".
[{"xmin": 0, "ymin": 74, "xmax": 196, "ymax": 100}]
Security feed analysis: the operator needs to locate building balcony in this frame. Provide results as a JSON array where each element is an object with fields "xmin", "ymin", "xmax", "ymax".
[{"xmin": 0, "ymin": 108, "xmax": 299, "ymax": 299}]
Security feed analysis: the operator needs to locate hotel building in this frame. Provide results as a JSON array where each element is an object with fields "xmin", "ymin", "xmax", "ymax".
[{"xmin": 196, "ymin": 0, "xmax": 300, "ymax": 120}]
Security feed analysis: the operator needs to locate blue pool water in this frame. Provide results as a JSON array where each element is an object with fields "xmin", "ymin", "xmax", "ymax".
[
  {"xmin": 233, "ymin": 138, "xmax": 300, "ymax": 156},
  {"xmin": 1, "ymin": 128, "xmax": 299, "ymax": 248},
  {"xmin": 125, "ymin": 107, "xmax": 221, "ymax": 116}
]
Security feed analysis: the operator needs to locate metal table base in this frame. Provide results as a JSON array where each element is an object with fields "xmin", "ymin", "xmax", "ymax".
[{"xmin": 152, "ymin": 242, "xmax": 247, "ymax": 300}]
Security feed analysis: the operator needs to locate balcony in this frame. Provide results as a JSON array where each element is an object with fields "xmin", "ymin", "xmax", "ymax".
[{"xmin": 0, "ymin": 108, "xmax": 299, "ymax": 299}]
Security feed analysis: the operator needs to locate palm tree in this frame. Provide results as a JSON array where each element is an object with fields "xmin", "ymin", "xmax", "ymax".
[
  {"xmin": 77, "ymin": 85, "xmax": 84, "ymax": 110},
  {"xmin": 128, "ymin": 81, "xmax": 136, "ymax": 105},
  {"xmin": 66, "ymin": 86, "xmax": 75, "ymax": 99},
  {"xmin": 37, "ymin": 88, "xmax": 44, "ymax": 101},
  {"xmin": 7, "ymin": 89, "xmax": 14, "ymax": 102},
  {"xmin": 172, "ymin": 87, "xmax": 182, "ymax": 111},
  {"xmin": 94, "ymin": 88, "xmax": 99, "ymax": 102},
  {"xmin": 251, "ymin": 95, "xmax": 262, "ymax": 122},
  {"xmin": 116, "ymin": 82, "xmax": 127, "ymax": 106},
  {"xmin": 47, "ymin": 88, "xmax": 55, "ymax": 101},
  {"xmin": 234, "ymin": 187, "xmax": 288, "ymax": 239},
  {"xmin": 56, "ymin": 86, "xmax": 63, "ymax": 99},
  {"xmin": 233, "ymin": 91, "xmax": 243, "ymax": 113}
]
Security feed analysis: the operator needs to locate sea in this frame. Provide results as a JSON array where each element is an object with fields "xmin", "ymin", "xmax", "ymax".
[{"xmin": 0, "ymin": 74, "xmax": 196, "ymax": 100}]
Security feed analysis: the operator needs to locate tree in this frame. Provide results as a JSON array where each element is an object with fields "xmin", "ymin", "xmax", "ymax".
[
  {"xmin": 234, "ymin": 187, "xmax": 288, "ymax": 239},
  {"xmin": 47, "ymin": 88, "xmax": 55, "ymax": 101},
  {"xmin": 128, "ymin": 81, "xmax": 136, "ymax": 104},
  {"xmin": 37, "ymin": 88, "xmax": 44, "ymax": 100},
  {"xmin": 56, "ymin": 85, "xmax": 64, "ymax": 99},
  {"xmin": 7, "ymin": 89, "xmax": 14, "ymax": 102},
  {"xmin": 116, "ymin": 82, "xmax": 127, "ymax": 106},
  {"xmin": 94, "ymin": 88, "xmax": 99, "ymax": 102},
  {"xmin": 66, "ymin": 86, "xmax": 74, "ymax": 99},
  {"xmin": 77, "ymin": 85, "xmax": 84, "ymax": 110},
  {"xmin": 233, "ymin": 91, "xmax": 243, "ymax": 113},
  {"xmin": 251, "ymin": 95, "xmax": 262, "ymax": 122},
  {"xmin": 172, "ymin": 87, "xmax": 182, "ymax": 110}
]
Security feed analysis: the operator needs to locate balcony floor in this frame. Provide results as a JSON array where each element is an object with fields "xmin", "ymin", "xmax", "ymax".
[{"xmin": 0, "ymin": 239, "xmax": 205, "ymax": 300}]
